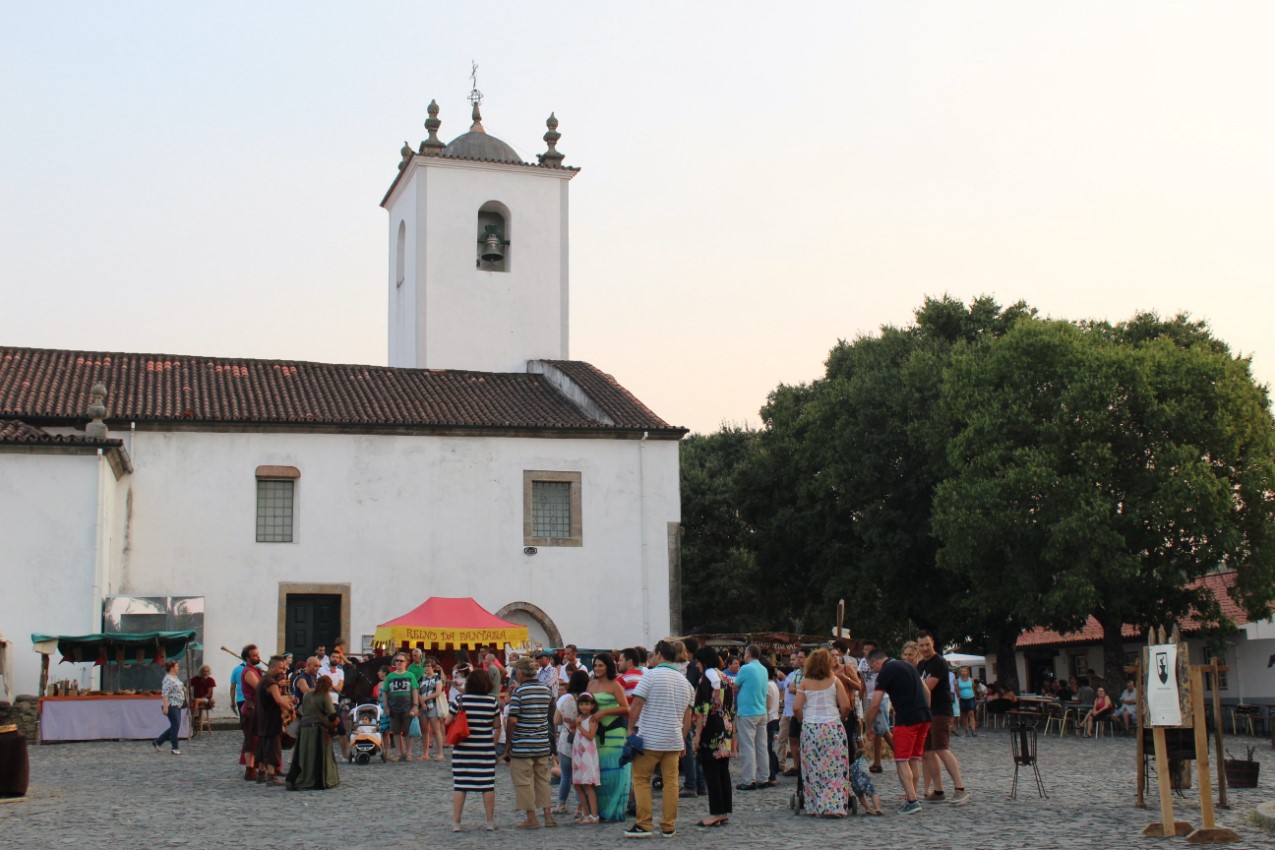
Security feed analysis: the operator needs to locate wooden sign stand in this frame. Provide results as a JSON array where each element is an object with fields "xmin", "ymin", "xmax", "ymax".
[{"xmin": 1139, "ymin": 625, "xmax": 1238, "ymax": 843}]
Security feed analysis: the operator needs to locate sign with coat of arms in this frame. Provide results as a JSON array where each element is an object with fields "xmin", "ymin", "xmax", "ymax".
[{"xmin": 1143, "ymin": 642, "xmax": 1190, "ymax": 728}]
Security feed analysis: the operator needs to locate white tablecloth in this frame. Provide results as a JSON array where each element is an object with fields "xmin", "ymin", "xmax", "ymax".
[{"xmin": 39, "ymin": 697, "xmax": 191, "ymax": 742}]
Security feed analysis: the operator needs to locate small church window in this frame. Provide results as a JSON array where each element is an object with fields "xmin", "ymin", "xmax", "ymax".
[
  {"xmin": 523, "ymin": 470, "xmax": 581, "ymax": 547},
  {"xmin": 256, "ymin": 465, "xmax": 300, "ymax": 543},
  {"xmin": 477, "ymin": 201, "xmax": 510, "ymax": 272},
  {"xmin": 395, "ymin": 220, "xmax": 406, "ymax": 287},
  {"xmin": 533, "ymin": 481, "xmax": 571, "ymax": 537}
]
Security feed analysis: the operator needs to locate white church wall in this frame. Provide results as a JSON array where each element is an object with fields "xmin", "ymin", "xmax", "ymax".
[
  {"xmin": 386, "ymin": 158, "xmax": 571, "ymax": 373},
  {"xmin": 0, "ymin": 453, "xmax": 103, "ymax": 696},
  {"xmin": 116, "ymin": 427, "xmax": 678, "ymax": 704}
]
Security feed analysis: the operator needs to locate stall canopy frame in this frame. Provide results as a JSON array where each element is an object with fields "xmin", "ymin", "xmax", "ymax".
[{"xmin": 30, "ymin": 630, "xmax": 199, "ymax": 696}]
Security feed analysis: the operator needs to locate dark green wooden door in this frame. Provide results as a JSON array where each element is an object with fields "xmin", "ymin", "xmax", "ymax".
[{"xmin": 285, "ymin": 594, "xmax": 341, "ymax": 660}]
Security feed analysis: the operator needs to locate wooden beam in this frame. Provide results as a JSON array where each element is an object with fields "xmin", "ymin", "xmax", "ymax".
[
  {"xmin": 1135, "ymin": 657, "xmax": 1146, "ymax": 809},
  {"xmin": 1186, "ymin": 665, "xmax": 1239, "ymax": 843},
  {"xmin": 1210, "ymin": 659, "xmax": 1228, "ymax": 809}
]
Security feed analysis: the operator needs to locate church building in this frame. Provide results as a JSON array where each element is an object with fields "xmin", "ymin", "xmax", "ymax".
[{"xmin": 0, "ymin": 96, "xmax": 685, "ymax": 702}]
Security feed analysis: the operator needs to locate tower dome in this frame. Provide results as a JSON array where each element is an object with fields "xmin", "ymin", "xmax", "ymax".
[{"xmin": 443, "ymin": 104, "xmax": 521, "ymax": 163}]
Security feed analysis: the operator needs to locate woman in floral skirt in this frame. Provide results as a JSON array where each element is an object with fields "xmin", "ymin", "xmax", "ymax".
[{"xmin": 793, "ymin": 648, "xmax": 852, "ymax": 817}]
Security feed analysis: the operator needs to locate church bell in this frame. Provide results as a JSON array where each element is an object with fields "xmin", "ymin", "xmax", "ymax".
[{"xmin": 479, "ymin": 226, "xmax": 505, "ymax": 263}]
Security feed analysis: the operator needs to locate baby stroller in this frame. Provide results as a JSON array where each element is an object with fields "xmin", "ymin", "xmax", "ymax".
[
  {"xmin": 789, "ymin": 719, "xmax": 858, "ymax": 816},
  {"xmin": 348, "ymin": 703, "xmax": 387, "ymax": 764}
]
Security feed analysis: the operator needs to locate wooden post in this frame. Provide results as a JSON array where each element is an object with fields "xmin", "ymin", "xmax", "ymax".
[
  {"xmin": 1185, "ymin": 664, "xmax": 1239, "ymax": 843},
  {"xmin": 1210, "ymin": 659, "xmax": 1228, "ymax": 810},
  {"xmin": 38, "ymin": 653, "xmax": 49, "ymax": 698},
  {"xmin": 1134, "ymin": 657, "xmax": 1146, "ymax": 808},
  {"xmin": 1142, "ymin": 625, "xmax": 1192, "ymax": 837}
]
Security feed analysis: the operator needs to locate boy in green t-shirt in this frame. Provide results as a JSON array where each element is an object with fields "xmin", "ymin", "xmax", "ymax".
[
  {"xmin": 406, "ymin": 648, "xmax": 425, "ymax": 688},
  {"xmin": 382, "ymin": 655, "xmax": 420, "ymax": 762}
]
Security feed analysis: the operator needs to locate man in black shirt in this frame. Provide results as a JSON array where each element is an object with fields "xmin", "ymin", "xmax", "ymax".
[
  {"xmin": 864, "ymin": 649, "xmax": 931, "ymax": 815},
  {"xmin": 916, "ymin": 632, "xmax": 969, "ymax": 805}
]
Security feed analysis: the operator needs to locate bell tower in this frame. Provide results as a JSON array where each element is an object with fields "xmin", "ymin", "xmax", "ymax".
[{"xmin": 382, "ymin": 87, "xmax": 578, "ymax": 373}]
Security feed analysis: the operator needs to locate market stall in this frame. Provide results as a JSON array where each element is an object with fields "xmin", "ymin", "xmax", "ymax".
[
  {"xmin": 373, "ymin": 597, "xmax": 529, "ymax": 671},
  {"xmin": 31, "ymin": 631, "xmax": 196, "ymax": 743}
]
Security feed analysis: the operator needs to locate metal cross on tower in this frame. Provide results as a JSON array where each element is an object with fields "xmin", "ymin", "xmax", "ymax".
[{"xmin": 468, "ymin": 61, "xmax": 483, "ymax": 108}]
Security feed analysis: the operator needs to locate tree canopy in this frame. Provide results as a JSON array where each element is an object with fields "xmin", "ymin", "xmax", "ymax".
[
  {"xmin": 678, "ymin": 298, "xmax": 1275, "ymax": 687},
  {"xmin": 934, "ymin": 313, "xmax": 1275, "ymax": 683}
]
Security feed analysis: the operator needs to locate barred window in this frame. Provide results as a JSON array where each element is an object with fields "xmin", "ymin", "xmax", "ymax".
[
  {"xmin": 532, "ymin": 481, "xmax": 572, "ymax": 539},
  {"xmin": 256, "ymin": 465, "xmax": 299, "ymax": 543},
  {"xmin": 523, "ymin": 471, "xmax": 581, "ymax": 547}
]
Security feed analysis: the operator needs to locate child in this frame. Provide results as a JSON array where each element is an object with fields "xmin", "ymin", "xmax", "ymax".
[
  {"xmin": 849, "ymin": 736, "xmax": 883, "ymax": 815},
  {"xmin": 571, "ymin": 693, "xmax": 602, "ymax": 824}
]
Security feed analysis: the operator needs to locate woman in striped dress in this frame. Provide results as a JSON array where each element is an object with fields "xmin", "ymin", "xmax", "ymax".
[{"xmin": 450, "ymin": 667, "xmax": 500, "ymax": 832}]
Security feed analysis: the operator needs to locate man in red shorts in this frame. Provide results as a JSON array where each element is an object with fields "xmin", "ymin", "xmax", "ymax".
[{"xmin": 864, "ymin": 648, "xmax": 931, "ymax": 815}]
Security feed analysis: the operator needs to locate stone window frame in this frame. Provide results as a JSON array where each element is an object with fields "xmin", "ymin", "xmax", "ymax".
[
  {"xmin": 256, "ymin": 465, "xmax": 300, "ymax": 543},
  {"xmin": 523, "ymin": 470, "xmax": 582, "ymax": 547}
]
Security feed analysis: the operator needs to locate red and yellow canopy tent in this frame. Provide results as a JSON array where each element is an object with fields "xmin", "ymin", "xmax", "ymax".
[{"xmin": 373, "ymin": 597, "xmax": 529, "ymax": 652}]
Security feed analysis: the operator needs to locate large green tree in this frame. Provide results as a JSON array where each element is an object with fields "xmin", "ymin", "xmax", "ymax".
[
  {"xmin": 679, "ymin": 427, "xmax": 766, "ymax": 632},
  {"xmin": 736, "ymin": 296, "xmax": 1033, "ymax": 648},
  {"xmin": 934, "ymin": 314, "xmax": 1275, "ymax": 687}
]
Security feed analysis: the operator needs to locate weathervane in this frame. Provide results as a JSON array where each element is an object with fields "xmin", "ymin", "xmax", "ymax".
[{"xmin": 468, "ymin": 61, "xmax": 483, "ymax": 109}]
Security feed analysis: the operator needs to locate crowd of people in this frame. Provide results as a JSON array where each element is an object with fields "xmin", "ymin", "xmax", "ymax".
[
  {"xmin": 985, "ymin": 671, "xmax": 1139, "ymax": 736},
  {"xmin": 195, "ymin": 632, "xmax": 993, "ymax": 835}
]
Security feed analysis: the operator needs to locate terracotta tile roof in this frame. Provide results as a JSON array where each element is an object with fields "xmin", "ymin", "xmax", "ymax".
[
  {"xmin": 1016, "ymin": 571, "xmax": 1274, "ymax": 648},
  {"xmin": 0, "ymin": 346, "xmax": 684, "ymax": 435},
  {"xmin": 541, "ymin": 360, "xmax": 670, "ymax": 430},
  {"xmin": 0, "ymin": 418, "xmax": 122, "ymax": 448}
]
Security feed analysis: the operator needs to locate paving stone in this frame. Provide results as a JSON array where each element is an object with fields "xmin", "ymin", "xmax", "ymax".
[{"xmin": 1, "ymin": 728, "xmax": 1272, "ymax": 848}]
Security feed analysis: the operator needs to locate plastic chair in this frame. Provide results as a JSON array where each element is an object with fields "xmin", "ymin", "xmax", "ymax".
[
  {"xmin": 1041, "ymin": 702, "xmax": 1065, "ymax": 737},
  {"xmin": 1232, "ymin": 705, "xmax": 1264, "ymax": 736}
]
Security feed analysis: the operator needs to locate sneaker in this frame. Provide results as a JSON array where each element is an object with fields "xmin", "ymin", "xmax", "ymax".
[
  {"xmin": 624, "ymin": 825, "xmax": 654, "ymax": 839},
  {"xmin": 678, "ymin": 788, "xmax": 696, "ymax": 798},
  {"xmin": 170, "ymin": 749, "xmax": 182, "ymax": 755},
  {"xmin": 922, "ymin": 791, "xmax": 947, "ymax": 803},
  {"xmin": 949, "ymin": 789, "xmax": 970, "ymax": 805},
  {"xmin": 661, "ymin": 829, "xmax": 676, "ymax": 838},
  {"xmin": 897, "ymin": 800, "xmax": 922, "ymax": 815}
]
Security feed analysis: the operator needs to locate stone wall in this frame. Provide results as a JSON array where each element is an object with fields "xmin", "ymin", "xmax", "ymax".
[{"xmin": 0, "ymin": 695, "xmax": 39, "ymax": 741}]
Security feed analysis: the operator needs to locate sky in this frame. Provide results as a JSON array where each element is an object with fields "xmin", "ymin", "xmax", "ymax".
[{"xmin": 2, "ymin": 3, "xmax": 1273, "ymax": 435}]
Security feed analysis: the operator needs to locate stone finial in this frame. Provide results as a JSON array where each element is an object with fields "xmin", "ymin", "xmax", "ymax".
[
  {"xmin": 420, "ymin": 99, "xmax": 445, "ymax": 155},
  {"xmin": 469, "ymin": 102, "xmax": 486, "ymax": 134},
  {"xmin": 85, "ymin": 382, "xmax": 108, "ymax": 439},
  {"xmin": 537, "ymin": 112, "xmax": 564, "ymax": 167},
  {"xmin": 399, "ymin": 141, "xmax": 413, "ymax": 170}
]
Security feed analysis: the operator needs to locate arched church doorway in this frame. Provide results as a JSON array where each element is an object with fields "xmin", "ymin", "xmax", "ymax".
[{"xmin": 495, "ymin": 601, "xmax": 562, "ymax": 649}]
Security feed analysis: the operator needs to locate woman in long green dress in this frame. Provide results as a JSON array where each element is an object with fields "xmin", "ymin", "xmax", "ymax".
[
  {"xmin": 287, "ymin": 675, "xmax": 340, "ymax": 790},
  {"xmin": 586, "ymin": 653, "xmax": 631, "ymax": 821}
]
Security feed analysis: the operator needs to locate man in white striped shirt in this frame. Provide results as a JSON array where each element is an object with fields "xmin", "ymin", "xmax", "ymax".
[{"xmin": 625, "ymin": 639, "xmax": 693, "ymax": 839}]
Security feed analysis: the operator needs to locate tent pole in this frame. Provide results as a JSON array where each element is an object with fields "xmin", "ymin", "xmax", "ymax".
[{"xmin": 39, "ymin": 652, "xmax": 49, "ymax": 697}]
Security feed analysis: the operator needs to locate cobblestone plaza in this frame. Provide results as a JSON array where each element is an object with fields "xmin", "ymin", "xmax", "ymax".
[{"xmin": 2, "ymin": 728, "xmax": 1272, "ymax": 849}]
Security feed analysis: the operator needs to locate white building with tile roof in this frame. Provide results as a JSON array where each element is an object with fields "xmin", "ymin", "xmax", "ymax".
[{"xmin": 0, "ymin": 99, "xmax": 685, "ymax": 708}]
